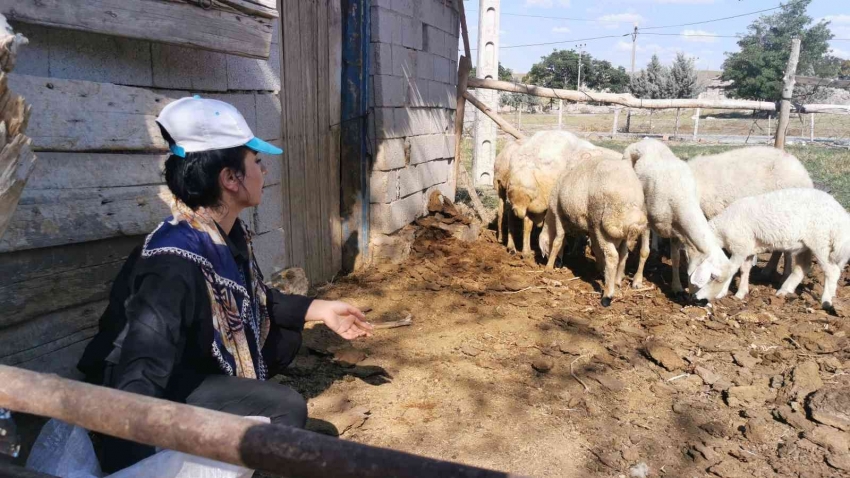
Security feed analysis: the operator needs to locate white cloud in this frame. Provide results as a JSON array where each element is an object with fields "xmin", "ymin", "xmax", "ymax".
[
  {"xmin": 681, "ymin": 29, "xmax": 718, "ymax": 43},
  {"xmin": 819, "ymin": 14, "xmax": 850, "ymax": 38},
  {"xmin": 831, "ymin": 46, "xmax": 850, "ymax": 59},
  {"xmin": 525, "ymin": 0, "xmax": 571, "ymax": 7},
  {"xmin": 552, "ymin": 26, "xmax": 571, "ymax": 33},
  {"xmin": 597, "ymin": 13, "xmax": 644, "ymax": 29}
]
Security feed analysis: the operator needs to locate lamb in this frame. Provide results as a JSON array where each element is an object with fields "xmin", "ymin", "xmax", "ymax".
[
  {"xmin": 686, "ymin": 146, "xmax": 813, "ymax": 279},
  {"xmin": 494, "ymin": 138, "xmax": 524, "ymax": 251},
  {"xmin": 539, "ymin": 149, "xmax": 648, "ymax": 306},
  {"xmin": 505, "ymin": 130, "xmax": 606, "ymax": 258},
  {"xmin": 622, "ymin": 138, "xmax": 730, "ymax": 293},
  {"xmin": 693, "ymin": 188, "xmax": 850, "ymax": 313}
]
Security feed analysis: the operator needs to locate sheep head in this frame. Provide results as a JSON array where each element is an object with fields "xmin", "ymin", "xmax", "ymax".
[{"xmin": 623, "ymin": 138, "xmax": 678, "ymax": 167}]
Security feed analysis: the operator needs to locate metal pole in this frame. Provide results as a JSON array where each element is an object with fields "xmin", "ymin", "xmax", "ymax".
[
  {"xmin": 558, "ymin": 99, "xmax": 563, "ymax": 129},
  {"xmin": 775, "ymin": 37, "xmax": 801, "ymax": 150},
  {"xmin": 0, "ymin": 366, "xmax": 521, "ymax": 478}
]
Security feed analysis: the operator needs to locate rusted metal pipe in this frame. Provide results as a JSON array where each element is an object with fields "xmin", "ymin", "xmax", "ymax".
[{"xmin": 0, "ymin": 366, "xmax": 523, "ymax": 478}]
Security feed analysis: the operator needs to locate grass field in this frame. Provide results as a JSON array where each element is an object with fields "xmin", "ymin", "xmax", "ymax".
[
  {"xmin": 492, "ymin": 109, "xmax": 850, "ymax": 139},
  {"xmin": 459, "ymin": 136, "xmax": 850, "ymax": 209}
]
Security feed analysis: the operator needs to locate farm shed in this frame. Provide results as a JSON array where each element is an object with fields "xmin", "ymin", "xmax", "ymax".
[{"xmin": 0, "ymin": 0, "xmax": 460, "ymax": 377}]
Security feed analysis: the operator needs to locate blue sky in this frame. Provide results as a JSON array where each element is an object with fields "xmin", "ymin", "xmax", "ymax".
[{"xmin": 461, "ymin": 0, "xmax": 850, "ymax": 75}]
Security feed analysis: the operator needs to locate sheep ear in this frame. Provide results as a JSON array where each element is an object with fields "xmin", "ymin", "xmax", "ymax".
[{"xmin": 690, "ymin": 261, "xmax": 713, "ymax": 289}]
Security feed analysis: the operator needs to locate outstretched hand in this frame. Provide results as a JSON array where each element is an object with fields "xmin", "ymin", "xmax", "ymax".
[{"xmin": 306, "ymin": 300, "xmax": 373, "ymax": 340}]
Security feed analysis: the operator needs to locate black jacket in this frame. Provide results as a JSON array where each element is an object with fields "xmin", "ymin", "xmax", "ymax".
[{"xmin": 77, "ymin": 219, "xmax": 313, "ymax": 401}]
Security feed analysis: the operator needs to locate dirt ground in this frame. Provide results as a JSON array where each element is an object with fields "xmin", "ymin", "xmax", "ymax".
[{"xmin": 274, "ymin": 209, "xmax": 850, "ymax": 478}]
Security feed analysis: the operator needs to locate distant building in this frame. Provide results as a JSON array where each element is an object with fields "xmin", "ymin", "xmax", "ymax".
[{"xmin": 697, "ymin": 70, "xmax": 733, "ymax": 100}]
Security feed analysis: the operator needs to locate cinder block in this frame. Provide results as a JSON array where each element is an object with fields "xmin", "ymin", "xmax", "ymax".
[
  {"xmin": 263, "ymin": 139, "xmax": 283, "ymax": 187},
  {"xmin": 370, "ymin": 191, "xmax": 425, "ymax": 234},
  {"xmin": 424, "ymin": 26, "xmax": 444, "ymax": 56},
  {"xmin": 419, "ymin": 1, "xmax": 435, "ymax": 27},
  {"xmin": 256, "ymin": 93, "xmax": 283, "ymax": 141},
  {"xmin": 392, "ymin": 108, "xmax": 412, "ymax": 137},
  {"xmin": 10, "ymin": 22, "xmax": 49, "ymax": 77},
  {"xmin": 407, "ymin": 77, "xmax": 428, "ymax": 107},
  {"xmin": 151, "ymin": 44, "xmax": 228, "ymax": 92},
  {"xmin": 409, "ymin": 134, "xmax": 450, "ymax": 164},
  {"xmin": 205, "ymin": 93, "xmax": 257, "ymax": 132},
  {"xmin": 437, "ymin": 3, "xmax": 453, "ymax": 33},
  {"xmin": 374, "ymin": 107, "xmax": 397, "ymax": 138},
  {"xmin": 371, "ymin": 7, "xmax": 401, "ymax": 45},
  {"xmin": 48, "ymin": 28, "xmax": 152, "ymax": 86},
  {"xmin": 392, "ymin": 0, "xmax": 414, "ymax": 17},
  {"xmin": 402, "ymin": 17, "xmax": 423, "ymax": 50},
  {"xmin": 392, "ymin": 44, "xmax": 417, "ymax": 78},
  {"xmin": 227, "ymin": 42, "xmax": 281, "ymax": 91},
  {"xmin": 397, "ymin": 159, "xmax": 450, "ymax": 198},
  {"xmin": 374, "ymin": 138, "xmax": 408, "ymax": 170},
  {"xmin": 449, "ymin": 9, "xmax": 460, "ymax": 36},
  {"xmin": 370, "ymin": 170, "xmax": 399, "ymax": 203},
  {"xmin": 371, "ymin": 42, "xmax": 394, "ymax": 75},
  {"xmin": 253, "ymin": 228, "xmax": 289, "ymax": 278},
  {"xmin": 372, "ymin": 0, "xmax": 392, "ymax": 8},
  {"xmin": 416, "ymin": 51, "xmax": 434, "ymax": 80},
  {"xmin": 255, "ymin": 183, "xmax": 284, "ymax": 234},
  {"xmin": 373, "ymin": 74, "xmax": 406, "ymax": 107},
  {"xmin": 239, "ymin": 206, "xmax": 257, "ymax": 231},
  {"xmin": 445, "ymin": 33, "xmax": 460, "ymax": 60},
  {"xmin": 434, "ymin": 56, "xmax": 452, "ymax": 84}
]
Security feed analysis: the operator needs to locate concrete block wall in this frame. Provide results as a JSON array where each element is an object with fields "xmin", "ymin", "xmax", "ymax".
[
  {"xmin": 368, "ymin": 0, "xmax": 459, "ymax": 239},
  {"xmin": 12, "ymin": 21, "xmax": 287, "ymax": 277}
]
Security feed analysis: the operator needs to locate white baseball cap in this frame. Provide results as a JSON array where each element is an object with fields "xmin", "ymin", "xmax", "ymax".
[{"xmin": 156, "ymin": 95, "xmax": 283, "ymax": 157}]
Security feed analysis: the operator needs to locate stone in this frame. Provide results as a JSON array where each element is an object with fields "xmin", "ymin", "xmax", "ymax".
[
  {"xmin": 590, "ymin": 373, "xmax": 626, "ymax": 392},
  {"xmin": 821, "ymin": 356, "xmax": 842, "ymax": 373},
  {"xmin": 790, "ymin": 360, "xmax": 824, "ymax": 400},
  {"xmin": 503, "ymin": 275, "xmax": 532, "ymax": 292},
  {"xmin": 826, "ymin": 453, "xmax": 850, "ymax": 472},
  {"xmin": 725, "ymin": 385, "xmax": 776, "ymax": 408},
  {"xmin": 700, "ymin": 421, "xmax": 733, "ymax": 439},
  {"xmin": 645, "ymin": 342, "xmax": 687, "ymax": 371},
  {"xmin": 744, "ymin": 417, "xmax": 770, "ymax": 443},
  {"xmin": 708, "ymin": 461, "xmax": 746, "ymax": 478},
  {"xmin": 695, "ymin": 366, "xmax": 721, "ymax": 385},
  {"xmin": 832, "ymin": 299, "xmax": 850, "ymax": 318},
  {"xmin": 461, "ymin": 344, "xmax": 481, "ymax": 357},
  {"xmin": 268, "ymin": 268, "xmax": 310, "ymax": 295},
  {"xmin": 804, "ymin": 425, "xmax": 850, "ymax": 454},
  {"xmin": 796, "ymin": 332, "xmax": 843, "ymax": 353},
  {"xmin": 808, "ymin": 387, "xmax": 850, "ymax": 431},
  {"xmin": 532, "ymin": 356, "xmax": 554, "ymax": 373},
  {"xmin": 732, "ymin": 351, "xmax": 759, "ymax": 369}
]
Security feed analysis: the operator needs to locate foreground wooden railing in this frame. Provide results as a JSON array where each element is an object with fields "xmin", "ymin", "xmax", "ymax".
[{"xmin": 0, "ymin": 366, "xmax": 522, "ymax": 478}]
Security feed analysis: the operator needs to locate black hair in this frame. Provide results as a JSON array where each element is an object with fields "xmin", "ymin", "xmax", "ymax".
[{"xmin": 159, "ymin": 124, "xmax": 249, "ymax": 210}]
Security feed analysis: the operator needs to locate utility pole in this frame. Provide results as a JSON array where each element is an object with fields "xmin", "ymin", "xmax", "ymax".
[
  {"xmin": 626, "ymin": 24, "xmax": 638, "ymax": 133},
  {"xmin": 472, "ymin": 0, "xmax": 501, "ymax": 187},
  {"xmin": 575, "ymin": 43, "xmax": 586, "ymax": 90}
]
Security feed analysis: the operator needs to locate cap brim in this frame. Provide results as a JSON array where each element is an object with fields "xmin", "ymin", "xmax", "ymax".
[{"xmin": 245, "ymin": 137, "xmax": 283, "ymax": 155}]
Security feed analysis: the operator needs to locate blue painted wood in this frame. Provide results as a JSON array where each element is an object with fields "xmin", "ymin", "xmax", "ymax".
[{"xmin": 339, "ymin": 0, "xmax": 371, "ymax": 271}]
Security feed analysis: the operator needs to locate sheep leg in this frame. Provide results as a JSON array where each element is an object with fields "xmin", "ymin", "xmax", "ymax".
[
  {"xmin": 545, "ymin": 218, "xmax": 566, "ymax": 270},
  {"xmin": 760, "ymin": 251, "xmax": 783, "ymax": 280},
  {"xmin": 781, "ymin": 253, "xmax": 794, "ymax": 283},
  {"xmin": 496, "ymin": 187, "xmax": 505, "ymax": 244},
  {"xmin": 595, "ymin": 230, "xmax": 619, "ymax": 307},
  {"xmin": 734, "ymin": 255, "xmax": 756, "ymax": 300},
  {"xmin": 816, "ymin": 250, "xmax": 842, "ymax": 313},
  {"xmin": 616, "ymin": 240, "xmax": 629, "ymax": 286},
  {"xmin": 505, "ymin": 204, "xmax": 517, "ymax": 254},
  {"xmin": 715, "ymin": 254, "xmax": 748, "ymax": 299},
  {"xmin": 632, "ymin": 228, "xmax": 651, "ymax": 289},
  {"xmin": 670, "ymin": 238, "xmax": 684, "ymax": 294},
  {"xmin": 777, "ymin": 249, "xmax": 813, "ymax": 298},
  {"xmin": 522, "ymin": 215, "xmax": 534, "ymax": 258}
]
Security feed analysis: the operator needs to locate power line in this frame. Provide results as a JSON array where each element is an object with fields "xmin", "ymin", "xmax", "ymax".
[
  {"xmin": 464, "ymin": 10, "xmax": 619, "ymax": 23},
  {"xmin": 642, "ymin": 32, "xmax": 743, "ymax": 39},
  {"xmin": 465, "ymin": 33, "xmax": 629, "ymax": 51},
  {"xmin": 639, "ymin": 3, "xmax": 791, "ymax": 30}
]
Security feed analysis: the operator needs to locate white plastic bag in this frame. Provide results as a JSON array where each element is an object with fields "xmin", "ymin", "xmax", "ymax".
[{"xmin": 25, "ymin": 416, "xmax": 269, "ymax": 478}]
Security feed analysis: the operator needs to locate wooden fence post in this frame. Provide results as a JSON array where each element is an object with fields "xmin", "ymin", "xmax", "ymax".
[
  {"xmin": 558, "ymin": 99, "xmax": 563, "ymax": 129},
  {"xmin": 768, "ymin": 115, "xmax": 772, "ymax": 139},
  {"xmin": 810, "ymin": 113, "xmax": 814, "ymax": 141},
  {"xmin": 674, "ymin": 108, "xmax": 681, "ymax": 137},
  {"xmin": 775, "ymin": 37, "xmax": 801, "ymax": 150},
  {"xmin": 612, "ymin": 108, "xmax": 620, "ymax": 136},
  {"xmin": 648, "ymin": 110, "xmax": 653, "ymax": 134},
  {"xmin": 693, "ymin": 108, "xmax": 701, "ymax": 141}
]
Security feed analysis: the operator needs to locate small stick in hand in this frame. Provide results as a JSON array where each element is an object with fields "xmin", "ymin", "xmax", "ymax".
[{"xmin": 371, "ymin": 313, "xmax": 413, "ymax": 330}]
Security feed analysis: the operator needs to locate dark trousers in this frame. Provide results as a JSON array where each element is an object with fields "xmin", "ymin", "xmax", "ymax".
[{"xmin": 100, "ymin": 328, "xmax": 305, "ymax": 473}]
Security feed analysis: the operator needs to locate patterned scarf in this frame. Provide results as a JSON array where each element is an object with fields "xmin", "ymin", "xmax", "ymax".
[{"xmin": 141, "ymin": 200, "xmax": 271, "ymax": 380}]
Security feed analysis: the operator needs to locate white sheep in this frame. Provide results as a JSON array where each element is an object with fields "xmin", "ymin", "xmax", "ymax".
[
  {"xmin": 694, "ymin": 188, "xmax": 850, "ymax": 313},
  {"xmin": 494, "ymin": 138, "xmax": 524, "ymax": 252},
  {"xmin": 539, "ymin": 149, "xmax": 648, "ymax": 306},
  {"xmin": 686, "ymin": 146, "xmax": 813, "ymax": 280},
  {"xmin": 623, "ymin": 138, "xmax": 730, "ymax": 293},
  {"xmin": 505, "ymin": 130, "xmax": 605, "ymax": 258}
]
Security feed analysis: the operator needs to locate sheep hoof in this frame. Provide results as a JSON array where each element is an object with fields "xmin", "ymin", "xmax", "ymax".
[
  {"xmin": 824, "ymin": 302, "xmax": 837, "ymax": 316},
  {"xmin": 695, "ymin": 298, "xmax": 709, "ymax": 307},
  {"xmin": 734, "ymin": 291, "xmax": 747, "ymax": 300},
  {"xmin": 601, "ymin": 297, "xmax": 613, "ymax": 307},
  {"xmin": 631, "ymin": 281, "xmax": 644, "ymax": 289}
]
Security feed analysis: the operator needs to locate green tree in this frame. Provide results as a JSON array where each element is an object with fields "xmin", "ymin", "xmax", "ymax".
[
  {"xmin": 840, "ymin": 59, "xmax": 850, "ymax": 79},
  {"xmin": 630, "ymin": 54, "xmax": 672, "ymax": 99},
  {"xmin": 668, "ymin": 53, "xmax": 699, "ymax": 98},
  {"xmin": 721, "ymin": 0, "xmax": 837, "ymax": 101},
  {"xmin": 525, "ymin": 49, "xmax": 630, "ymax": 93}
]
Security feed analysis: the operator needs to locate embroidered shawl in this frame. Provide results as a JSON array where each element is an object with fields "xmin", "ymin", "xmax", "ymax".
[{"xmin": 141, "ymin": 201, "xmax": 271, "ymax": 380}]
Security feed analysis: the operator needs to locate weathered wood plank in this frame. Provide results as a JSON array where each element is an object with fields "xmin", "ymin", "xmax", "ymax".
[
  {"xmin": 328, "ymin": 0, "xmax": 342, "ymax": 276},
  {"xmin": 302, "ymin": 0, "xmax": 322, "ymax": 283},
  {"xmin": 0, "ymin": 184, "xmax": 171, "ymax": 252},
  {"xmin": 26, "ymin": 153, "xmax": 166, "ymax": 190},
  {"xmin": 14, "ymin": 339, "xmax": 89, "ymax": 379},
  {"xmin": 274, "ymin": 1, "xmax": 292, "ymax": 269},
  {"xmin": 0, "ymin": 234, "xmax": 140, "ymax": 287},
  {"xmin": 283, "ymin": 0, "xmax": 307, "ymax": 271},
  {"xmin": 316, "ymin": 0, "xmax": 332, "ymax": 282},
  {"xmin": 0, "ymin": 300, "xmax": 105, "ymax": 365},
  {"xmin": 0, "ymin": 0, "xmax": 275, "ymax": 59},
  {"xmin": 8, "ymin": 73, "xmax": 184, "ymax": 151}
]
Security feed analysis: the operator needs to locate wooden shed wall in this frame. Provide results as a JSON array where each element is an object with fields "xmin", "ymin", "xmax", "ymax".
[{"xmin": 0, "ymin": 1, "xmax": 342, "ymax": 377}]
